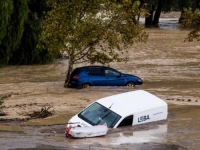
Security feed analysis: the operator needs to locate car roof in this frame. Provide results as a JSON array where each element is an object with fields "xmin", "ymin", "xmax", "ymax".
[
  {"xmin": 76, "ymin": 66, "xmax": 113, "ymax": 70},
  {"xmin": 96, "ymin": 90, "xmax": 167, "ymax": 117}
]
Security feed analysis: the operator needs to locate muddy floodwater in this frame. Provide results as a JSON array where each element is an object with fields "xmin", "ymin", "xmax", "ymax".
[{"xmin": 0, "ymin": 14, "xmax": 200, "ymax": 150}]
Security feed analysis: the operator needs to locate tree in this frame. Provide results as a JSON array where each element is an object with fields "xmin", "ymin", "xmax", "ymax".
[
  {"xmin": 0, "ymin": 99, "xmax": 3, "ymax": 115},
  {"xmin": 182, "ymin": 8, "xmax": 200, "ymax": 41},
  {"xmin": 0, "ymin": 0, "xmax": 53, "ymax": 66},
  {"xmin": 9, "ymin": 0, "xmax": 53, "ymax": 65},
  {"xmin": 0, "ymin": 0, "xmax": 13, "ymax": 43},
  {"xmin": 40, "ymin": 0, "xmax": 148, "ymax": 87},
  {"xmin": 0, "ymin": 96, "xmax": 5, "ymax": 116},
  {"xmin": 139, "ymin": 0, "xmax": 197, "ymax": 26},
  {"xmin": 0, "ymin": 0, "xmax": 29, "ymax": 65},
  {"xmin": 142, "ymin": 0, "xmax": 176, "ymax": 26},
  {"xmin": 0, "ymin": 0, "xmax": 14, "ymax": 65}
]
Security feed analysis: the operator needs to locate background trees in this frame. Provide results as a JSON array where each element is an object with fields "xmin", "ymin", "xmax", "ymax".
[
  {"xmin": 9, "ymin": 0, "xmax": 53, "ymax": 65},
  {"xmin": 137, "ymin": 0, "xmax": 199, "ymax": 26},
  {"xmin": 0, "ymin": 0, "xmax": 28, "ymax": 65},
  {"xmin": 0, "ymin": 0, "xmax": 199, "ymax": 67},
  {"xmin": 0, "ymin": 98, "xmax": 4, "ymax": 116},
  {"xmin": 0, "ymin": 0, "xmax": 52, "ymax": 66},
  {"xmin": 41, "ymin": 0, "xmax": 148, "ymax": 85},
  {"xmin": 182, "ymin": 1, "xmax": 200, "ymax": 42}
]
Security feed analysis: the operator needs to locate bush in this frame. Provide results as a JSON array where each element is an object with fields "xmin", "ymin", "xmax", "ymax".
[
  {"xmin": 0, "ymin": 96, "xmax": 6, "ymax": 116},
  {"xmin": 0, "ymin": 99, "xmax": 4, "ymax": 116}
]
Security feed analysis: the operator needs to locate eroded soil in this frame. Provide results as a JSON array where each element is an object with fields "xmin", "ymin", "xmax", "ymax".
[{"xmin": 0, "ymin": 14, "xmax": 200, "ymax": 150}]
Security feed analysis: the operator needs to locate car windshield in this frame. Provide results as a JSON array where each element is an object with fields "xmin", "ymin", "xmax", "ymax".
[{"xmin": 78, "ymin": 102, "xmax": 121, "ymax": 128}]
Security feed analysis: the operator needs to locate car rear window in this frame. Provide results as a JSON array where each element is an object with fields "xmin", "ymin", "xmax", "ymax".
[{"xmin": 70, "ymin": 68, "xmax": 80, "ymax": 77}]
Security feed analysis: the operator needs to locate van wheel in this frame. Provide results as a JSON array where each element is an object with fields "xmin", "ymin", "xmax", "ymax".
[
  {"xmin": 126, "ymin": 82, "xmax": 135, "ymax": 89},
  {"xmin": 79, "ymin": 83, "xmax": 90, "ymax": 89}
]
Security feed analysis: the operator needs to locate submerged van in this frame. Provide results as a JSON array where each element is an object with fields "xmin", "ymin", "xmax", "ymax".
[{"xmin": 67, "ymin": 90, "xmax": 168, "ymax": 128}]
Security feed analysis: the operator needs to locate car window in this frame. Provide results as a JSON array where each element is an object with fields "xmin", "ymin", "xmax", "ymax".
[
  {"xmin": 117, "ymin": 115, "xmax": 133, "ymax": 128},
  {"xmin": 78, "ymin": 102, "xmax": 121, "ymax": 128},
  {"xmin": 105, "ymin": 69, "xmax": 120, "ymax": 76},
  {"xmin": 86, "ymin": 68, "xmax": 104, "ymax": 76},
  {"xmin": 70, "ymin": 69, "xmax": 80, "ymax": 79},
  {"xmin": 100, "ymin": 111, "xmax": 121, "ymax": 128}
]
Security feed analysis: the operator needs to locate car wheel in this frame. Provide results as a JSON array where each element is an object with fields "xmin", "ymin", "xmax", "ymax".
[
  {"xmin": 126, "ymin": 82, "xmax": 135, "ymax": 88},
  {"xmin": 78, "ymin": 83, "xmax": 90, "ymax": 89}
]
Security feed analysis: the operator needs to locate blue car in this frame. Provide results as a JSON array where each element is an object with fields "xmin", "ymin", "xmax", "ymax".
[{"xmin": 66, "ymin": 66, "xmax": 143, "ymax": 89}]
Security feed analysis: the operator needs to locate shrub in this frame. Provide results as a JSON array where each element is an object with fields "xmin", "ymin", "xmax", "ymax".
[{"xmin": 0, "ymin": 96, "xmax": 6, "ymax": 116}]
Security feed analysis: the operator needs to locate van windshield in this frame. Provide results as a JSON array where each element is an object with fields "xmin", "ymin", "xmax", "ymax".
[{"xmin": 78, "ymin": 102, "xmax": 121, "ymax": 128}]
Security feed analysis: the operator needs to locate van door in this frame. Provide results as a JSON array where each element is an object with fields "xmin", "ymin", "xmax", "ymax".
[{"xmin": 117, "ymin": 115, "xmax": 133, "ymax": 128}]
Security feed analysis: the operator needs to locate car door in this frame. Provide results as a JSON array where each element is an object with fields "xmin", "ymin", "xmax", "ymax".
[
  {"xmin": 86, "ymin": 68, "xmax": 107, "ymax": 86},
  {"xmin": 104, "ymin": 68, "xmax": 125, "ymax": 86}
]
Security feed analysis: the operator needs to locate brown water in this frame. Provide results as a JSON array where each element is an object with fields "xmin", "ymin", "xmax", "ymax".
[
  {"xmin": 0, "ymin": 104, "xmax": 199, "ymax": 150},
  {"xmin": 0, "ymin": 15, "xmax": 200, "ymax": 150}
]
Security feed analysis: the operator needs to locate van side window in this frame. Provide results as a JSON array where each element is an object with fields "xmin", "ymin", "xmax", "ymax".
[{"xmin": 117, "ymin": 115, "xmax": 133, "ymax": 128}]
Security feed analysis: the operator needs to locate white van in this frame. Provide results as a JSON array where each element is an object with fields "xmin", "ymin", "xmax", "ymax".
[{"xmin": 67, "ymin": 90, "xmax": 168, "ymax": 128}]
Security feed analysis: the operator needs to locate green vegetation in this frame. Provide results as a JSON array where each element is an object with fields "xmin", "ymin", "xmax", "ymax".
[
  {"xmin": 0, "ymin": 0, "xmax": 52, "ymax": 66},
  {"xmin": 135, "ymin": 0, "xmax": 199, "ymax": 25},
  {"xmin": 0, "ymin": 0, "xmax": 199, "ymax": 67},
  {"xmin": 0, "ymin": 94, "xmax": 14, "ymax": 116},
  {"xmin": 0, "ymin": 100, "xmax": 4, "ymax": 116},
  {"xmin": 182, "ymin": 8, "xmax": 200, "ymax": 41},
  {"xmin": 0, "ymin": 97, "xmax": 5, "ymax": 116},
  {"xmin": 41, "ymin": 0, "xmax": 148, "ymax": 85},
  {"xmin": 0, "ymin": 0, "xmax": 29, "ymax": 65}
]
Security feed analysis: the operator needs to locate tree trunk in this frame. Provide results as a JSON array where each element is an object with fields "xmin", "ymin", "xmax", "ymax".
[
  {"xmin": 64, "ymin": 60, "xmax": 74, "ymax": 88},
  {"xmin": 152, "ymin": 0, "xmax": 162, "ymax": 25},
  {"xmin": 179, "ymin": 11, "xmax": 184, "ymax": 23},
  {"xmin": 137, "ymin": 0, "xmax": 145, "ymax": 21},
  {"xmin": 145, "ymin": 10, "xmax": 154, "ymax": 26},
  {"xmin": 0, "ymin": 0, "xmax": 29, "ymax": 65},
  {"xmin": 196, "ymin": 0, "xmax": 200, "ymax": 9}
]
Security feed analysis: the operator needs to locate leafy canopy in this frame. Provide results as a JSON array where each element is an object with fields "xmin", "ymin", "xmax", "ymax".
[
  {"xmin": 0, "ymin": 97, "xmax": 4, "ymax": 115},
  {"xmin": 182, "ymin": 8, "xmax": 200, "ymax": 41},
  {"xmin": 41, "ymin": 0, "xmax": 148, "ymax": 85},
  {"xmin": 41, "ymin": 0, "xmax": 147, "ymax": 63}
]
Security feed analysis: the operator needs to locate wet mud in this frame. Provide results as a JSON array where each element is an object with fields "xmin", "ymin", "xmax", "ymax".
[{"xmin": 0, "ymin": 12, "xmax": 200, "ymax": 150}]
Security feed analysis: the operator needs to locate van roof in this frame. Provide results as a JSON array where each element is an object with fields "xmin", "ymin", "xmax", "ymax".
[{"xmin": 96, "ymin": 90, "xmax": 167, "ymax": 117}]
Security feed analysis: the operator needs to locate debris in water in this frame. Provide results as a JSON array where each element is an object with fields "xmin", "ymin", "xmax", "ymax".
[{"xmin": 28, "ymin": 105, "xmax": 55, "ymax": 119}]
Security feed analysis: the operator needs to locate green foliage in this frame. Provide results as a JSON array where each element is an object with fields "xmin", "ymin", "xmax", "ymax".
[
  {"xmin": 0, "ymin": 0, "xmax": 52, "ymax": 66},
  {"xmin": 9, "ymin": 0, "xmax": 53, "ymax": 65},
  {"xmin": 142, "ymin": 0, "xmax": 195, "ymax": 11},
  {"xmin": 0, "ymin": 99, "xmax": 3, "ymax": 106},
  {"xmin": 0, "ymin": 0, "xmax": 14, "ymax": 65},
  {"xmin": 41, "ymin": 0, "xmax": 148, "ymax": 84},
  {"xmin": 134, "ymin": 0, "xmax": 198, "ymax": 25},
  {"xmin": 182, "ymin": 8, "xmax": 200, "ymax": 41},
  {"xmin": 0, "ymin": 0, "xmax": 13, "ymax": 43},
  {"xmin": 0, "ymin": 94, "xmax": 13, "ymax": 116},
  {"xmin": 0, "ymin": 102, "xmax": 3, "ymax": 115},
  {"xmin": 0, "ymin": 97, "xmax": 4, "ymax": 116},
  {"xmin": 0, "ymin": 0, "xmax": 29, "ymax": 65}
]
